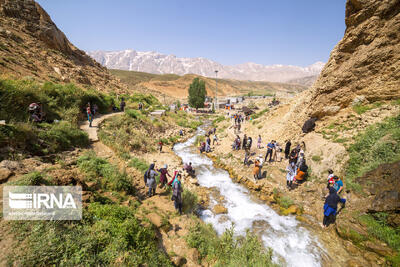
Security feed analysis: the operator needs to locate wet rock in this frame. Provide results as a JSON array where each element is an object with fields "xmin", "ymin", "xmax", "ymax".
[
  {"xmin": 346, "ymin": 259, "xmax": 363, "ymax": 267},
  {"xmin": 281, "ymin": 205, "xmax": 301, "ymax": 216},
  {"xmin": 364, "ymin": 241, "xmax": 393, "ymax": 257},
  {"xmin": 363, "ymin": 251, "xmax": 381, "ymax": 264},
  {"xmin": 0, "ymin": 167, "xmax": 13, "ymax": 183},
  {"xmin": 213, "ymin": 204, "xmax": 228, "ymax": 214}
]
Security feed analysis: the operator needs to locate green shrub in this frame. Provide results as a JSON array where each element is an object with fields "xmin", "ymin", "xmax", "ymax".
[
  {"xmin": 8, "ymin": 171, "xmax": 52, "ymax": 186},
  {"xmin": 0, "ymin": 121, "xmax": 88, "ymax": 159},
  {"xmin": 279, "ymin": 196, "xmax": 294, "ymax": 209},
  {"xmin": 251, "ymin": 108, "xmax": 269, "ymax": 120},
  {"xmin": 9, "ymin": 204, "xmax": 172, "ymax": 266},
  {"xmin": 346, "ymin": 115, "xmax": 400, "ymax": 191},
  {"xmin": 0, "ymin": 78, "xmax": 114, "ymax": 124},
  {"xmin": 212, "ymin": 116, "xmax": 226, "ymax": 127},
  {"xmin": 186, "ymin": 223, "xmax": 275, "ymax": 266},
  {"xmin": 128, "ymin": 157, "xmax": 148, "ymax": 174},
  {"xmin": 77, "ymin": 153, "xmax": 134, "ymax": 194},
  {"xmin": 352, "ymin": 104, "xmax": 372, "ymax": 115},
  {"xmin": 38, "ymin": 122, "xmax": 89, "ymax": 152},
  {"xmin": 182, "ymin": 189, "xmax": 198, "ymax": 214},
  {"xmin": 311, "ymin": 155, "xmax": 322, "ymax": 162}
]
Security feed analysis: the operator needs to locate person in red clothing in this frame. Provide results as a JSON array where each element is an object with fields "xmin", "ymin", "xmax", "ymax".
[
  {"xmin": 158, "ymin": 140, "xmax": 163, "ymax": 153},
  {"xmin": 158, "ymin": 164, "xmax": 171, "ymax": 188}
]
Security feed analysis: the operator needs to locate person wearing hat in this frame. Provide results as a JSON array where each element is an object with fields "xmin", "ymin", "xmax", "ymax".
[{"xmin": 158, "ymin": 164, "xmax": 171, "ymax": 188}]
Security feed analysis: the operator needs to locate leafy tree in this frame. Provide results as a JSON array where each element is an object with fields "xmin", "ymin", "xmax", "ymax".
[{"xmin": 188, "ymin": 78, "xmax": 206, "ymax": 109}]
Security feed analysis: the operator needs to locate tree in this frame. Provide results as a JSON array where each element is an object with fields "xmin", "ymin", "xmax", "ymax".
[{"xmin": 188, "ymin": 78, "xmax": 206, "ymax": 109}]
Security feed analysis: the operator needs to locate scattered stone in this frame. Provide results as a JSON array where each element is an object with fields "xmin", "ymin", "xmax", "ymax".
[
  {"xmin": 0, "ymin": 167, "xmax": 13, "ymax": 183},
  {"xmin": 213, "ymin": 204, "xmax": 228, "ymax": 214}
]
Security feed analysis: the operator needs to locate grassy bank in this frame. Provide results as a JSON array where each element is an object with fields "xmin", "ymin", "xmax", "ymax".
[
  {"xmin": 186, "ymin": 223, "xmax": 276, "ymax": 266},
  {"xmin": 5, "ymin": 155, "xmax": 173, "ymax": 266},
  {"xmin": 345, "ymin": 114, "xmax": 400, "ymax": 191}
]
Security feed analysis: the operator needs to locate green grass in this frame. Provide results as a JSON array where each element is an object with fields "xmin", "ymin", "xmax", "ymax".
[
  {"xmin": 128, "ymin": 157, "xmax": 148, "ymax": 174},
  {"xmin": 352, "ymin": 104, "xmax": 373, "ymax": 115},
  {"xmin": 0, "ymin": 121, "xmax": 89, "ymax": 160},
  {"xmin": 77, "ymin": 152, "xmax": 134, "ymax": 194},
  {"xmin": 8, "ymin": 204, "xmax": 172, "ymax": 266},
  {"xmin": 311, "ymin": 155, "xmax": 322, "ymax": 162},
  {"xmin": 345, "ymin": 114, "xmax": 400, "ymax": 191},
  {"xmin": 7, "ymin": 171, "xmax": 52, "ymax": 186},
  {"xmin": 0, "ymin": 78, "xmax": 115, "ymax": 124},
  {"xmin": 359, "ymin": 213, "xmax": 400, "ymax": 265},
  {"xmin": 250, "ymin": 108, "xmax": 269, "ymax": 120},
  {"xmin": 182, "ymin": 189, "xmax": 198, "ymax": 214},
  {"xmin": 186, "ymin": 223, "xmax": 276, "ymax": 266},
  {"xmin": 212, "ymin": 115, "xmax": 226, "ymax": 127},
  {"xmin": 279, "ymin": 196, "xmax": 294, "ymax": 209}
]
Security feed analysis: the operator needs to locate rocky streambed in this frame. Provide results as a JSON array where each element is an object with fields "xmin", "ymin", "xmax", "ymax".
[{"xmin": 173, "ymin": 127, "xmax": 327, "ymax": 267}]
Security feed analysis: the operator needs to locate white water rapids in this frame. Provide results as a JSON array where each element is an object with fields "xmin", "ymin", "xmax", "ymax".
[{"xmin": 174, "ymin": 128, "xmax": 326, "ymax": 266}]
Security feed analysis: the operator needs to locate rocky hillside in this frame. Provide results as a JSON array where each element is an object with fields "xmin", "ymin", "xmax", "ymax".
[
  {"xmin": 88, "ymin": 49, "xmax": 324, "ymax": 85},
  {"xmin": 110, "ymin": 69, "xmax": 308, "ymax": 100},
  {"xmin": 0, "ymin": 0, "xmax": 126, "ymax": 93},
  {"xmin": 301, "ymin": 0, "xmax": 400, "ymax": 118}
]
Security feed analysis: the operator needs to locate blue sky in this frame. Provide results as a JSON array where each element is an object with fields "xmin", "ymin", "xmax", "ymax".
[{"xmin": 36, "ymin": 0, "xmax": 346, "ymax": 67}]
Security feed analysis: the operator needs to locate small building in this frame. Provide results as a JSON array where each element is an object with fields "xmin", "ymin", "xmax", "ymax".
[{"xmin": 150, "ymin": 110, "xmax": 166, "ymax": 116}]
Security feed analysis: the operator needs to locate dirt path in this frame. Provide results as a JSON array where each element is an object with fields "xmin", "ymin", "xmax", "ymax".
[{"xmin": 79, "ymin": 112, "xmax": 123, "ymax": 142}]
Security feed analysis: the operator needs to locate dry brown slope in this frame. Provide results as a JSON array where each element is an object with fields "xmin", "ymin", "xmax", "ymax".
[
  {"xmin": 112, "ymin": 69, "xmax": 308, "ymax": 99},
  {"xmin": 0, "ymin": 0, "xmax": 127, "ymax": 94},
  {"xmin": 302, "ymin": 0, "xmax": 400, "ymax": 118}
]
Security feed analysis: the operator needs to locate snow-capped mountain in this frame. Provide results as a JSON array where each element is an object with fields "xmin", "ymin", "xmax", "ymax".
[{"xmin": 87, "ymin": 49, "xmax": 324, "ymax": 83}]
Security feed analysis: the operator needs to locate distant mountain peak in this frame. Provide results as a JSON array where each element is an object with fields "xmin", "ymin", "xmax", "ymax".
[{"xmin": 87, "ymin": 49, "xmax": 325, "ymax": 84}]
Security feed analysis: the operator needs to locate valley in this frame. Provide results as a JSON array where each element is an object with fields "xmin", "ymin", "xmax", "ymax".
[{"xmin": 0, "ymin": 0, "xmax": 399, "ymax": 266}]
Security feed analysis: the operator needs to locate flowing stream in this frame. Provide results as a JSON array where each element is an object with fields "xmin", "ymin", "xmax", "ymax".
[{"xmin": 174, "ymin": 127, "xmax": 326, "ymax": 266}]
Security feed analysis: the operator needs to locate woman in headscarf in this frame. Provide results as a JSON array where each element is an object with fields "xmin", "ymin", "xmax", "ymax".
[
  {"xmin": 172, "ymin": 174, "xmax": 183, "ymax": 215},
  {"xmin": 146, "ymin": 163, "xmax": 158, "ymax": 197},
  {"xmin": 286, "ymin": 161, "xmax": 297, "ymax": 190},
  {"xmin": 158, "ymin": 164, "xmax": 171, "ymax": 188},
  {"xmin": 323, "ymin": 187, "xmax": 346, "ymax": 227}
]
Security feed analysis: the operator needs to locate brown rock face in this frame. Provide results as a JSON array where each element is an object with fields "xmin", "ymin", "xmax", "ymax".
[
  {"xmin": 304, "ymin": 0, "xmax": 400, "ymax": 118},
  {"xmin": 0, "ymin": 0, "xmax": 126, "ymax": 93}
]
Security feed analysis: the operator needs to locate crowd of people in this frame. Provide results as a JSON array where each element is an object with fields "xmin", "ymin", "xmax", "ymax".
[{"xmin": 143, "ymin": 161, "xmax": 197, "ymax": 215}]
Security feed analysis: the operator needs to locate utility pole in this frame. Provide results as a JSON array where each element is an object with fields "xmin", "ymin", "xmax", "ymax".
[{"xmin": 215, "ymin": 70, "xmax": 218, "ymax": 110}]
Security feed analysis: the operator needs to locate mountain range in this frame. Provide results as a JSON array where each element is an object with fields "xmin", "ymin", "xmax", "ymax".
[{"xmin": 87, "ymin": 50, "xmax": 325, "ymax": 85}]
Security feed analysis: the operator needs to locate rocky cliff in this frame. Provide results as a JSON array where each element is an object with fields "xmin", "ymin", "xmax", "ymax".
[
  {"xmin": 303, "ymin": 0, "xmax": 400, "ymax": 117},
  {"xmin": 0, "ymin": 0, "xmax": 126, "ymax": 93}
]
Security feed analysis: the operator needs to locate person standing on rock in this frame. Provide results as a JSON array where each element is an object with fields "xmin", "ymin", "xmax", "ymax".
[
  {"xmin": 257, "ymin": 135, "xmax": 262, "ymax": 149},
  {"xmin": 213, "ymin": 133, "xmax": 218, "ymax": 145},
  {"xmin": 265, "ymin": 140, "xmax": 275, "ymax": 162},
  {"xmin": 323, "ymin": 187, "xmax": 346, "ymax": 227},
  {"xmin": 326, "ymin": 169, "xmax": 335, "ymax": 189},
  {"xmin": 286, "ymin": 162, "xmax": 296, "ymax": 190},
  {"xmin": 242, "ymin": 134, "xmax": 248, "ymax": 150},
  {"xmin": 146, "ymin": 163, "xmax": 158, "ymax": 197},
  {"xmin": 253, "ymin": 157, "xmax": 261, "ymax": 180},
  {"xmin": 172, "ymin": 173, "xmax": 183, "ymax": 215},
  {"xmin": 120, "ymin": 98, "xmax": 126, "ymax": 112},
  {"xmin": 284, "ymin": 140, "xmax": 291, "ymax": 159},
  {"xmin": 158, "ymin": 140, "xmax": 163, "ymax": 153},
  {"xmin": 158, "ymin": 164, "xmax": 171, "ymax": 188},
  {"xmin": 86, "ymin": 103, "xmax": 93, "ymax": 127},
  {"xmin": 333, "ymin": 175, "xmax": 344, "ymax": 195}
]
